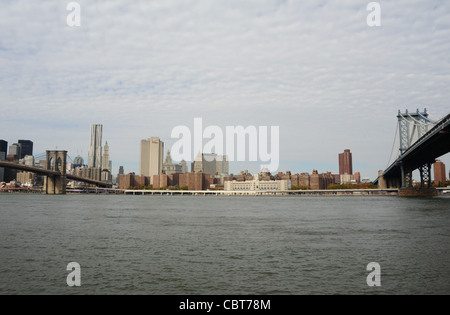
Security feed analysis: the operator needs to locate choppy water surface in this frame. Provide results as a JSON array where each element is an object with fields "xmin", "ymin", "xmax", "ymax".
[{"xmin": 0, "ymin": 194, "xmax": 449, "ymax": 294}]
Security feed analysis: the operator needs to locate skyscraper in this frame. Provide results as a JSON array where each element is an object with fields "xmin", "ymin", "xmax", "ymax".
[
  {"xmin": 100, "ymin": 141, "xmax": 112, "ymax": 183},
  {"xmin": 140, "ymin": 137, "xmax": 164, "ymax": 184},
  {"xmin": 434, "ymin": 160, "xmax": 447, "ymax": 185},
  {"xmin": 73, "ymin": 156, "xmax": 84, "ymax": 166},
  {"xmin": 180, "ymin": 160, "xmax": 188, "ymax": 174},
  {"xmin": 8, "ymin": 143, "xmax": 22, "ymax": 160},
  {"xmin": 0, "ymin": 140, "xmax": 7, "ymax": 181},
  {"xmin": 18, "ymin": 140, "xmax": 33, "ymax": 159},
  {"xmin": 354, "ymin": 171, "xmax": 361, "ymax": 184},
  {"xmin": 0, "ymin": 151, "xmax": 5, "ymax": 182},
  {"xmin": 88, "ymin": 124, "xmax": 103, "ymax": 169},
  {"xmin": 339, "ymin": 149, "xmax": 353, "ymax": 175},
  {"xmin": 102, "ymin": 141, "xmax": 111, "ymax": 171},
  {"xmin": 0, "ymin": 140, "xmax": 7, "ymax": 155},
  {"xmin": 193, "ymin": 153, "xmax": 229, "ymax": 175},
  {"xmin": 0, "ymin": 140, "xmax": 8, "ymax": 182},
  {"xmin": 24, "ymin": 155, "xmax": 34, "ymax": 167},
  {"xmin": 162, "ymin": 150, "xmax": 184, "ymax": 175},
  {"xmin": 116, "ymin": 166, "xmax": 124, "ymax": 186}
]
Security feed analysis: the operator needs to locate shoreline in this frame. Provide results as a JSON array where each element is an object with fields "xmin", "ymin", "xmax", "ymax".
[{"xmin": 1, "ymin": 188, "xmax": 449, "ymax": 197}]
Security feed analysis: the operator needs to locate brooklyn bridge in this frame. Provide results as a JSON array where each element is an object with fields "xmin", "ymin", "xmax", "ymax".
[{"xmin": 0, "ymin": 150, "xmax": 111, "ymax": 194}]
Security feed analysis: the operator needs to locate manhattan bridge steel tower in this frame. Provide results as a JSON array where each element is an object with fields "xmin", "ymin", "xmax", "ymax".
[{"xmin": 397, "ymin": 109, "xmax": 434, "ymax": 188}]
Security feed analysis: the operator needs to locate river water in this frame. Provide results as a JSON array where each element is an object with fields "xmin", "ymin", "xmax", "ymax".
[{"xmin": 0, "ymin": 194, "xmax": 449, "ymax": 295}]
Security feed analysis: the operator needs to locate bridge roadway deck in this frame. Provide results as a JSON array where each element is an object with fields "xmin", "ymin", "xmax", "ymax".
[{"xmin": 0, "ymin": 161, "xmax": 111, "ymax": 187}]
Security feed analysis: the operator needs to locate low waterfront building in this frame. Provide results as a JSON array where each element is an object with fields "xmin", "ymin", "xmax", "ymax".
[{"xmin": 224, "ymin": 173, "xmax": 291, "ymax": 191}]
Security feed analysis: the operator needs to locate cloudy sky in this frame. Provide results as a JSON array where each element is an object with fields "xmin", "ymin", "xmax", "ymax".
[{"xmin": 1, "ymin": 0, "xmax": 449, "ymax": 179}]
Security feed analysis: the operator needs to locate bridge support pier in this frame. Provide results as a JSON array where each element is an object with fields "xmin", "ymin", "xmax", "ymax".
[
  {"xmin": 43, "ymin": 150, "xmax": 67, "ymax": 195},
  {"xmin": 400, "ymin": 163, "xmax": 413, "ymax": 188},
  {"xmin": 43, "ymin": 175, "xmax": 67, "ymax": 195},
  {"xmin": 399, "ymin": 162, "xmax": 437, "ymax": 196},
  {"xmin": 419, "ymin": 163, "xmax": 432, "ymax": 188},
  {"xmin": 399, "ymin": 187, "xmax": 438, "ymax": 197},
  {"xmin": 377, "ymin": 170, "xmax": 387, "ymax": 189}
]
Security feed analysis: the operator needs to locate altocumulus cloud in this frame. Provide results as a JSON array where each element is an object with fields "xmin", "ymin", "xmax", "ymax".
[{"xmin": 0, "ymin": 0, "xmax": 449, "ymax": 177}]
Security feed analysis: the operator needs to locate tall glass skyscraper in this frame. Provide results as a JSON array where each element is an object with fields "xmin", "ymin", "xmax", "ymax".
[
  {"xmin": 88, "ymin": 124, "xmax": 103, "ymax": 169},
  {"xmin": 0, "ymin": 140, "xmax": 7, "ymax": 155},
  {"xmin": 18, "ymin": 140, "xmax": 33, "ymax": 159}
]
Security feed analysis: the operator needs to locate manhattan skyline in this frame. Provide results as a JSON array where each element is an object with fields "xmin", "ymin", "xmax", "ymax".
[{"xmin": 1, "ymin": 1, "xmax": 450, "ymax": 179}]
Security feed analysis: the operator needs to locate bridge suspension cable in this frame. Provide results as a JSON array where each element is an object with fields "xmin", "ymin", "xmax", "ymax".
[
  {"xmin": 386, "ymin": 109, "xmax": 435, "ymax": 169},
  {"xmin": 406, "ymin": 113, "xmax": 436, "ymax": 127},
  {"xmin": 33, "ymin": 153, "xmax": 46, "ymax": 161},
  {"xmin": 386, "ymin": 121, "xmax": 400, "ymax": 168},
  {"xmin": 417, "ymin": 111, "xmax": 437, "ymax": 124},
  {"xmin": 403, "ymin": 114, "xmax": 436, "ymax": 147}
]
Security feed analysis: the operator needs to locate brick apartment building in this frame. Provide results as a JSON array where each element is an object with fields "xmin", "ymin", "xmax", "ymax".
[
  {"xmin": 121, "ymin": 170, "xmax": 341, "ymax": 191},
  {"xmin": 118, "ymin": 174, "xmax": 151, "ymax": 190}
]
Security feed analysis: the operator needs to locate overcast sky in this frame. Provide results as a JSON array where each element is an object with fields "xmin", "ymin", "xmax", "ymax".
[{"xmin": 1, "ymin": 0, "xmax": 449, "ymax": 179}]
